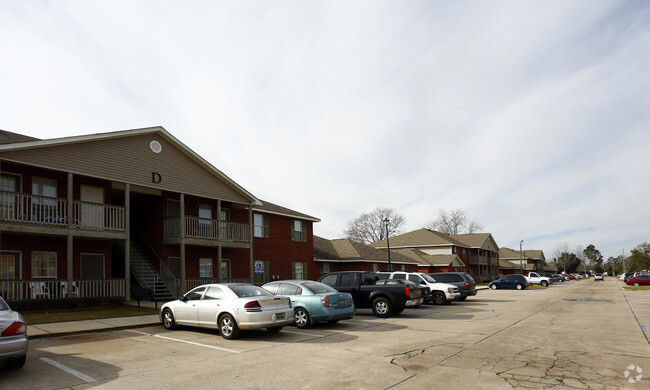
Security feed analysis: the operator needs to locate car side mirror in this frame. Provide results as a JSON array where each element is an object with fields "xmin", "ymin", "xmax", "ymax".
[{"xmin": 178, "ymin": 296, "xmax": 187, "ymax": 302}]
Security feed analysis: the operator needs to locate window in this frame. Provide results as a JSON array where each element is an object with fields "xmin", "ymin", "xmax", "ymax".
[
  {"xmin": 292, "ymin": 220, "xmax": 307, "ymax": 242},
  {"xmin": 277, "ymin": 283, "xmax": 302, "ymax": 295},
  {"xmin": 292, "ymin": 262, "xmax": 307, "ymax": 279},
  {"xmin": 253, "ymin": 213, "xmax": 269, "ymax": 238},
  {"xmin": 199, "ymin": 258, "xmax": 212, "ymax": 278},
  {"xmin": 1, "ymin": 173, "xmax": 20, "ymax": 220},
  {"xmin": 204, "ymin": 286, "xmax": 225, "ymax": 300},
  {"xmin": 320, "ymin": 262, "xmax": 331, "ymax": 276},
  {"xmin": 32, "ymin": 251, "xmax": 56, "ymax": 278},
  {"xmin": 185, "ymin": 286, "xmax": 206, "ymax": 301}
]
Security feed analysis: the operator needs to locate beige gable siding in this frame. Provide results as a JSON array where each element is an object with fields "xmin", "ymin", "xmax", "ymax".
[
  {"xmin": 0, "ymin": 133, "xmax": 251, "ymax": 204},
  {"xmin": 421, "ymin": 247, "xmax": 452, "ymax": 255}
]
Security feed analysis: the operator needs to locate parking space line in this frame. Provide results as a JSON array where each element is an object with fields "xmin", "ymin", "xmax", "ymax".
[
  {"xmin": 128, "ymin": 330, "xmax": 241, "ymax": 353},
  {"xmin": 41, "ymin": 357, "xmax": 97, "ymax": 383}
]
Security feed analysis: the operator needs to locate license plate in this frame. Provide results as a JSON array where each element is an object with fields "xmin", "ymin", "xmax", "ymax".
[
  {"xmin": 338, "ymin": 299, "xmax": 346, "ymax": 306},
  {"xmin": 276, "ymin": 313, "xmax": 285, "ymax": 320}
]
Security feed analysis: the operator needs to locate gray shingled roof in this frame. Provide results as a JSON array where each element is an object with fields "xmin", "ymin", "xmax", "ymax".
[
  {"xmin": 313, "ymin": 236, "xmax": 418, "ymax": 264},
  {"xmin": 253, "ymin": 199, "xmax": 320, "ymax": 222},
  {"xmin": 0, "ymin": 130, "xmax": 39, "ymax": 145}
]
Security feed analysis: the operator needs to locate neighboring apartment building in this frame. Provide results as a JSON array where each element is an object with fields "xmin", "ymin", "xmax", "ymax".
[
  {"xmin": 498, "ymin": 247, "xmax": 547, "ymax": 274},
  {"xmin": 370, "ymin": 229, "xmax": 500, "ymax": 281},
  {"xmin": 0, "ymin": 127, "xmax": 318, "ymax": 301},
  {"xmin": 313, "ymin": 236, "xmax": 420, "ymax": 276}
]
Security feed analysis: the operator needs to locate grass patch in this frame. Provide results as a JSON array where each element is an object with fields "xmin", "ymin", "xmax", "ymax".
[
  {"xmin": 24, "ymin": 305, "xmax": 159, "ymax": 325},
  {"xmin": 622, "ymin": 286, "xmax": 650, "ymax": 291}
]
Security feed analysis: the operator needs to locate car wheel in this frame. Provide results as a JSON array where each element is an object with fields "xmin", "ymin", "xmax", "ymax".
[
  {"xmin": 516, "ymin": 284, "xmax": 523, "ymax": 290},
  {"xmin": 392, "ymin": 307, "xmax": 405, "ymax": 315},
  {"xmin": 372, "ymin": 297, "xmax": 392, "ymax": 318},
  {"xmin": 5, "ymin": 356, "xmax": 26, "ymax": 369},
  {"xmin": 634, "ymin": 282, "xmax": 640, "ymax": 287},
  {"xmin": 489, "ymin": 284, "xmax": 497, "ymax": 290},
  {"xmin": 294, "ymin": 308, "xmax": 310, "ymax": 329},
  {"xmin": 219, "ymin": 313, "xmax": 240, "ymax": 340},
  {"xmin": 540, "ymin": 281, "xmax": 548, "ymax": 287},
  {"xmin": 267, "ymin": 326, "xmax": 283, "ymax": 333},
  {"xmin": 162, "ymin": 308, "xmax": 177, "ymax": 330},
  {"xmin": 432, "ymin": 291, "xmax": 446, "ymax": 305},
  {"xmin": 458, "ymin": 296, "xmax": 468, "ymax": 301}
]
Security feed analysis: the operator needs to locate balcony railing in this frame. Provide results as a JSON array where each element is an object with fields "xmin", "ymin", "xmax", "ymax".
[
  {"xmin": 164, "ymin": 216, "xmax": 250, "ymax": 243},
  {"xmin": 185, "ymin": 277, "xmax": 252, "ymax": 291},
  {"xmin": 0, "ymin": 191, "xmax": 125, "ymax": 232},
  {"xmin": 0, "ymin": 279, "xmax": 126, "ymax": 300}
]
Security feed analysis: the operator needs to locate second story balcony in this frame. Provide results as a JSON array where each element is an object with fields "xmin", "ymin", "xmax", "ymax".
[
  {"xmin": 163, "ymin": 216, "xmax": 250, "ymax": 247},
  {"xmin": 0, "ymin": 191, "xmax": 126, "ymax": 234}
]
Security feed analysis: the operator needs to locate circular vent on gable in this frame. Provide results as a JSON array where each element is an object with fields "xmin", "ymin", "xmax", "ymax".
[{"xmin": 150, "ymin": 140, "xmax": 162, "ymax": 153}]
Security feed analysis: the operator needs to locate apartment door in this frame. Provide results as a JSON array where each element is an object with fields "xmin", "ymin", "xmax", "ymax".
[
  {"xmin": 81, "ymin": 254, "xmax": 105, "ymax": 279},
  {"xmin": 80, "ymin": 185, "xmax": 104, "ymax": 228},
  {"xmin": 1, "ymin": 174, "xmax": 18, "ymax": 220},
  {"xmin": 0, "ymin": 253, "xmax": 17, "ymax": 299},
  {"xmin": 198, "ymin": 205, "xmax": 213, "ymax": 238}
]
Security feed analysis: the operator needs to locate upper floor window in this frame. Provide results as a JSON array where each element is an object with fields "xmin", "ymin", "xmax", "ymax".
[
  {"xmin": 292, "ymin": 220, "xmax": 307, "ymax": 242},
  {"xmin": 253, "ymin": 213, "xmax": 269, "ymax": 238}
]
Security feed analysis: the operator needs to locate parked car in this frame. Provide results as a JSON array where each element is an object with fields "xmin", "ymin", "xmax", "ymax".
[
  {"xmin": 551, "ymin": 274, "xmax": 564, "ymax": 283},
  {"xmin": 626, "ymin": 275, "xmax": 650, "ymax": 287},
  {"xmin": 594, "ymin": 273, "xmax": 604, "ymax": 281},
  {"xmin": 262, "ymin": 280, "xmax": 355, "ymax": 329},
  {"xmin": 319, "ymin": 271, "xmax": 423, "ymax": 317},
  {"xmin": 623, "ymin": 272, "xmax": 635, "ymax": 282},
  {"xmin": 543, "ymin": 273, "xmax": 558, "ymax": 283},
  {"xmin": 489, "ymin": 274, "xmax": 530, "ymax": 290},
  {"xmin": 428, "ymin": 272, "xmax": 477, "ymax": 300},
  {"xmin": 376, "ymin": 271, "xmax": 460, "ymax": 304},
  {"xmin": 159, "ymin": 283, "xmax": 293, "ymax": 339},
  {"xmin": 0, "ymin": 296, "xmax": 28, "ymax": 369},
  {"xmin": 526, "ymin": 272, "xmax": 552, "ymax": 287}
]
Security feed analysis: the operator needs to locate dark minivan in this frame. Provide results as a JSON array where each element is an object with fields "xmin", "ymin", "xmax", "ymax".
[{"xmin": 428, "ymin": 272, "xmax": 477, "ymax": 300}]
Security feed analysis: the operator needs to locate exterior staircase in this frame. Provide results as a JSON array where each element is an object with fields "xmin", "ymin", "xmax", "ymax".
[{"xmin": 130, "ymin": 242, "xmax": 177, "ymax": 302}]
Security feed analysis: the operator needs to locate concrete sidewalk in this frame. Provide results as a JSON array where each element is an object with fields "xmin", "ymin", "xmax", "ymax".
[{"xmin": 28, "ymin": 300, "xmax": 162, "ymax": 340}]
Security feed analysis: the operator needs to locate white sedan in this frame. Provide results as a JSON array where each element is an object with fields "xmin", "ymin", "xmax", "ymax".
[{"xmin": 160, "ymin": 283, "xmax": 294, "ymax": 339}]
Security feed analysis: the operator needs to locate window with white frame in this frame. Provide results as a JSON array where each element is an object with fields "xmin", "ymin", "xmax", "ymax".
[
  {"xmin": 32, "ymin": 251, "xmax": 56, "ymax": 278},
  {"xmin": 199, "ymin": 258, "xmax": 213, "ymax": 278},
  {"xmin": 253, "ymin": 213, "xmax": 269, "ymax": 238},
  {"xmin": 292, "ymin": 220, "xmax": 306, "ymax": 242},
  {"xmin": 32, "ymin": 177, "xmax": 57, "ymax": 221}
]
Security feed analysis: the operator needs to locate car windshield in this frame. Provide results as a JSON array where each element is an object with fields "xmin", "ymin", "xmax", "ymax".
[
  {"xmin": 302, "ymin": 281, "xmax": 338, "ymax": 294},
  {"xmin": 229, "ymin": 284, "xmax": 274, "ymax": 298},
  {"xmin": 421, "ymin": 274, "xmax": 437, "ymax": 283}
]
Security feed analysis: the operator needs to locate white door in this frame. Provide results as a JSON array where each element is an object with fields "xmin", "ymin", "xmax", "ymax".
[{"xmin": 80, "ymin": 185, "xmax": 104, "ymax": 228}]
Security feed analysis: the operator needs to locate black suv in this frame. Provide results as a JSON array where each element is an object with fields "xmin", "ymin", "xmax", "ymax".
[{"xmin": 428, "ymin": 272, "xmax": 477, "ymax": 300}]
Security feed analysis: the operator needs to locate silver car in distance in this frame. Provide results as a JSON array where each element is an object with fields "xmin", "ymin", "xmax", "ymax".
[{"xmin": 160, "ymin": 283, "xmax": 294, "ymax": 339}]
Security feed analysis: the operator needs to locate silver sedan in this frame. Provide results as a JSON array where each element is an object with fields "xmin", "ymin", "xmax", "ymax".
[
  {"xmin": 160, "ymin": 283, "xmax": 293, "ymax": 339},
  {"xmin": 0, "ymin": 296, "xmax": 28, "ymax": 369}
]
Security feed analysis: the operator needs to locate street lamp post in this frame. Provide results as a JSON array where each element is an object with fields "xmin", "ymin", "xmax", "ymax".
[
  {"xmin": 383, "ymin": 218, "xmax": 392, "ymax": 271},
  {"xmin": 520, "ymin": 240, "xmax": 523, "ymax": 274}
]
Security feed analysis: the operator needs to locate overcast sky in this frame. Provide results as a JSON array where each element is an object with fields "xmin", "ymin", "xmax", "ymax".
[{"xmin": 1, "ymin": 1, "xmax": 648, "ymax": 261}]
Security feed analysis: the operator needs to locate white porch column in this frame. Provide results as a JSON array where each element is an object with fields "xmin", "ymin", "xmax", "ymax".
[
  {"xmin": 249, "ymin": 206, "xmax": 254, "ymax": 282},
  {"xmin": 66, "ymin": 173, "xmax": 73, "ymax": 297}
]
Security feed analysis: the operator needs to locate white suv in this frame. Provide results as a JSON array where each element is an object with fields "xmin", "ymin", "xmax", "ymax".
[{"xmin": 377, "ymin": 271, "xmax": 460, "ymax": 304}]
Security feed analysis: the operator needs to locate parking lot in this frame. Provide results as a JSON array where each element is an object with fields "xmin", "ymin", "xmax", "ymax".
[{"xmin": 2, "ymin": 278, "xmax": 650, "ymax": 389}]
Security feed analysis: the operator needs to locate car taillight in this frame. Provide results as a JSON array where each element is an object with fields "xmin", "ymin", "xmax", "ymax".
[
  {"xmin": 321, "ymin": 297, "xmax": 331, "ymax": 307},
  {"xmin": 244, "ymin": 301, "xmax": 263, "ymax": 312},
  {"xmin": 464, "ymin": 282, "xmax": 471, "ymax": 288},
  {"xmin": 1, "ymin": 322, "xmax": 26, "ymax": 337},
  {"xmin": 405, "ymin": 286, "xmax": 411, "ymax": 297}
]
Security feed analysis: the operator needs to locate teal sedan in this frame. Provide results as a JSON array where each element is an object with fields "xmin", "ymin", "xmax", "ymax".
[{"xmin": 262, "ymin": 280, "xmax": 355, "ymax": 329}]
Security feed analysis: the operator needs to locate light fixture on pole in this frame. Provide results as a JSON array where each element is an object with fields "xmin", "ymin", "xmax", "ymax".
[
  {"xmin": 520, "ymin": 240, "xmax": 523, "ymax": 274},
  {"xmin": 383, "ymin": 218, "xmax": 392, "ymax": 271}
]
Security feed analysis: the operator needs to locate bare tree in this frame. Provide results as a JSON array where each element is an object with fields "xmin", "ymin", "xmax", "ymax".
[
  {"xmin": 343, "ymin": 207, "xmax": 406, "ymax": 244},
  {"xmin": 554, "ymin": 241, "xmax": 572, "ymax": 273},
  {"xmin": 425, "ymin": 208, "xmax": 483, "ymax": 235}
]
